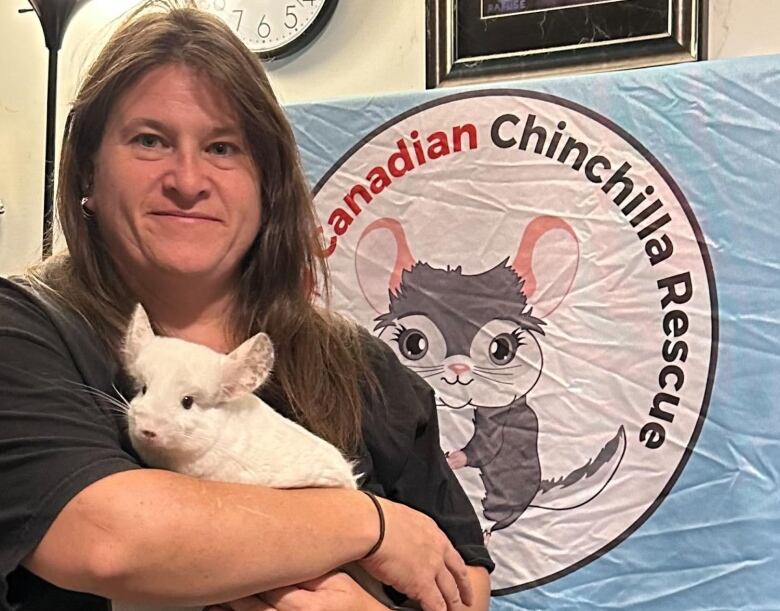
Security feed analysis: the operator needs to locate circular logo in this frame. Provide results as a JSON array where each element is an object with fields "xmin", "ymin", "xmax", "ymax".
[{"xmin": 313, "ymin": 91, "xmax": 717, "ymax": 594}]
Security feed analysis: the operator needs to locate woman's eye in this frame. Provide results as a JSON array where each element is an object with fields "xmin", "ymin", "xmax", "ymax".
[
  {"xmin": 209, "ymin": 142, "xmax": 235, "ymax": 156},
  {"xmin": 137, "ymin": 134, "xmax": 162, "ymax": 148},
  {"xmin": 181, "ymin": 395, "xmax": 194, "ymax": 410},
  {"xmin": 489, "ymin": 333, "xmax": 520, "ymax": 365}
]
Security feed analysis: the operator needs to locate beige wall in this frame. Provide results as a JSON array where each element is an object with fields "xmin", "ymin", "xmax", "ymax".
[
  {"xmin": 1, "ymin": 0, "xmax": 777, "ymax": 275},
  {"xmin": 707, "ymin": 0, "xmax": 780, "ymax": 59},
  {"xmin": 0, "ymin": 1, "xmax": 49, "ymax": 274}
]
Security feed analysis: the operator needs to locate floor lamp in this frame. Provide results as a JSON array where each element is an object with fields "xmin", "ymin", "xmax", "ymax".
[{"xmin": 22, "ymin": 0, "xmax": 90, "ymax": 257}]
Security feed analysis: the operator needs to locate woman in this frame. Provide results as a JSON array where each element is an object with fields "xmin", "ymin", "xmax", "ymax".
[{"xmin": 0, "ymin": 2, "xmax": 492, "ymax": 610}]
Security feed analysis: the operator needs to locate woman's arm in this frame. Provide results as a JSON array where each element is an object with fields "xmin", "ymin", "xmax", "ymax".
[
  {"xmin": 24, "ymin": 468, "xmax": 471, "ymax": 609},
  {"xmin": 25, "ymin": 469, "xmax": 372, "ymax": 603}
]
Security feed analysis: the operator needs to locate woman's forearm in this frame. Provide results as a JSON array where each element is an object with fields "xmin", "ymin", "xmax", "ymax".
[{"xmin": 25, "ymin": 469, "xmax": 379, "ymax": 606}]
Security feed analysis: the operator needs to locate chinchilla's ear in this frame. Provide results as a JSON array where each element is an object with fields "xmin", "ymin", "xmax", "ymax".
[
  {"xmin": 123, "ymin": 304, "xmax": 155, "ymax": 369},
  {"xmin": 218, "ymin": 332, "xmax": 275, "ymax": 402},
  {"xmin": 356, "ymin": 217, "xmax": 416, "ymax": 314},
  {"xmin": 511, "ymin": 215, "xmax": 579, "ymax": 319}
]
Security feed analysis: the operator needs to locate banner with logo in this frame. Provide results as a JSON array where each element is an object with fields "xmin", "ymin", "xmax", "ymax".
[{"xmin": 285, "ymin": 55, "xmax": 780, "ymax": 609}]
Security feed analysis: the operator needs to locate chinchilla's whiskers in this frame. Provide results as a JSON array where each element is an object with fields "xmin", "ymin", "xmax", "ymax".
[
  {"xmin": 94, "ymin": 391, "xmax": 131, "ymax": 415},
  {"xmin": 61, "ymin": 378, "xmax": 101, "ymax": 394},
  {"xmin": 61, "ymin": 379, "xmax": 130, "ymax": 414},
  {"xmin": 104, "ymin": 405, "xmax": 132, "ymax": 417},
  {"xmin": 112, "ymin": 383, "xmax": 132, "ymax": 407},
  {"xmin": 473, "ymin": 363, "xmax": 524, "ymax": 372},
  {"xmin": 472, "ymin": 370, "xmax": 515, "ymax": 386},
  {"xmin": 419, "ymin": 370, "xmax": 447, "ymax": 380},
  {"xmin": 105, "ymin": 386, "xmax": 133, "ymax": 417},
  {"xmin": 407, "ymin": 364, "xmax": 444, "ymax": 373},
  {"xmin": 471, "ymin": 368, "xmax": 515, "ymax": 378}
]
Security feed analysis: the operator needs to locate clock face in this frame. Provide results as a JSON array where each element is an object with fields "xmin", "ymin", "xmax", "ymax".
[{"xmin": 195, "ymin": 0, "xmax": 337, "ymax": 58}]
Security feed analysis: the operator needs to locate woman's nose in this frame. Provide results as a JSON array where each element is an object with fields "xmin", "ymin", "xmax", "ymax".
[{"xmin": 162, "ymin": 149, "xmax": 210, "ymax": 202}]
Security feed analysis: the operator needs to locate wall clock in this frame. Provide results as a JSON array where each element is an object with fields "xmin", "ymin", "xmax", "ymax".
[{"xmin": 196, "ymin": 0, "xmax": 338, "ymax": 59}]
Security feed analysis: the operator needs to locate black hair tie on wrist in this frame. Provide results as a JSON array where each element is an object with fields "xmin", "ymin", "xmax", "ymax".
[{"xmin": 360, "ymin": 490, "xmax": 385, "ymax": 559}]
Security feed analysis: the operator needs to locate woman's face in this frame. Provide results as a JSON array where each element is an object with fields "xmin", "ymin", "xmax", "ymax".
[{"xmin": 90, "ymin": 63, "xmax": 262, "ymax": 284}]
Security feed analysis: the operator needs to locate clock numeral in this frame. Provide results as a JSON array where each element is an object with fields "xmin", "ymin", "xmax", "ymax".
[
  {"xmin": 297, "ymin": 0, "xmax": 316, "ymax": 6},
  {"xmin": 232, "ymin": 9, "xmax": 243, "ymax": 31},
  {"xmin": 257, "ymin": 14, "xmax": 271, "ymax": 39},
  {"xmin": 285, "ymin": 5, "xmax": 298, "ymax": 29},
  {"xmin": 213, "ymin": 0, "xmax": 226, "ymax": 10}
]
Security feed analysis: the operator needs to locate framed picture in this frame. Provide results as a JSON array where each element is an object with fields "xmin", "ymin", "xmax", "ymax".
[{"xmin": 426, "ymin": 0, "xmax": 702, "ymax": 87}]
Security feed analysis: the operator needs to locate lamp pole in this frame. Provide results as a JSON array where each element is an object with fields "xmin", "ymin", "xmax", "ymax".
[{"xmin": 22, "ymin": 0, "xmax": 90, "ymax": 258}]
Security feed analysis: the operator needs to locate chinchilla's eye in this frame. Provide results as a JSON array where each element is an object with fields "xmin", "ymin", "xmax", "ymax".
[
  {"xmin": 141, "ymin": 385, "xmax": 147, "ymax": 395},
  {"xmin": 396, "ymin": 328, "xmax": 429, "ymax": 361},
  {"xmin": 489, "ymin": 332, "xmax": 520, "ymax": 365},
  {"xmin": 181, "ymin": 395, "xmax": 194, "ymax": 410}
]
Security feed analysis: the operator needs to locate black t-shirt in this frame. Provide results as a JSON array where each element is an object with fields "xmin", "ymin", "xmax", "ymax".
[{"xmin": 0, "ymin": 277, "xmax": 492, "ymax": 610}]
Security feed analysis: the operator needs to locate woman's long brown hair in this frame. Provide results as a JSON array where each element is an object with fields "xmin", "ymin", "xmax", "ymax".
[{"xmin": 27, "ymin": 0, "xmax": 375, "ymax": 453}]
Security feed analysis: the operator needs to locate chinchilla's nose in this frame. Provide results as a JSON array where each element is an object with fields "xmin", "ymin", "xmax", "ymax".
[
  {"xmin": 141, "ymin": 429, "xmax": 157, "ymax": 439},
  {"xmin": 448, "ymin": 363, "xmax": 471, "ymax": 376}
]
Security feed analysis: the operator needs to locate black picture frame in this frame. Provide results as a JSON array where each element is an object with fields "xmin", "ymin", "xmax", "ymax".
[{"xmin": 426, "ymin": 0, "xmax": 701, "ymax": 88}]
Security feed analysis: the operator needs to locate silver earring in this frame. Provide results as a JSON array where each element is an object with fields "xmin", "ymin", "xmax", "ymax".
[{"xmin": 80, "ymin": 196, "xmax": 95, "ymax": 220}]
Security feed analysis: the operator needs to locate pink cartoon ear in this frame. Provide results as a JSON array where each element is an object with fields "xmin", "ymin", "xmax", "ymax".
[
  {"xmin": 355, "ymin": 218, "xmax": 416, "ymax": 314},
  {"xmin": 512, "ymin": 216, "xmax": 579, "ymax": 319}
]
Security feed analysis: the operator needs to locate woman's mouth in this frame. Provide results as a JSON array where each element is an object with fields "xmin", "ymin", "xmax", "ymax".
[{"xmin": 150, "ymin": 211, "xmax": 222, "ymax": 223}]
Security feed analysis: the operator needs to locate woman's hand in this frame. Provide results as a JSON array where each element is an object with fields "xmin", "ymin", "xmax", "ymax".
[
  {"xmin": 208, "ymin": 571, "xmax": 388, "ymax": 611},
  {"xmin": 446, "ymin": 450, "xmax": 467, "ymax": 470},
  {"xmin": 262, "ymin": 572, "xmax": 389, "ymax": 610},
  {"xmin": 360, "ymin": 496, "xmax": 473, "ymax": 611},
  {"xmin": 205, "ymin": 600, "xmax": 274, "ymax": 611}
]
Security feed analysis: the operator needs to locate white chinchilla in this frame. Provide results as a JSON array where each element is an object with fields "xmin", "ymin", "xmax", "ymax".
[{"xmin": 112, "ymin": 305, "xmax": 392, "ymax": 611}]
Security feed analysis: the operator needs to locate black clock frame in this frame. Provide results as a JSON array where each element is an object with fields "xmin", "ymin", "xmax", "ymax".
[{"xmin": 256, "ymin": 0, "xmax": 339, "ymax": 60}]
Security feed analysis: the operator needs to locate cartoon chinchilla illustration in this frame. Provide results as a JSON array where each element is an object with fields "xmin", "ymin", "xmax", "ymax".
[{"xmin": 355, "ymin": 216, "xmax": 626, "ymax": 538}]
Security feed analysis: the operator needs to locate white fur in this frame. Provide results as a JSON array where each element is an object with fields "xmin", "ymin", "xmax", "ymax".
[
  {"xmin": 112, "ymin": 305, "xmax": 379, "ymax": 611},
  {"xmin": 122, "ymin": 306, "xmax": 358, "ymax": 490}
]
